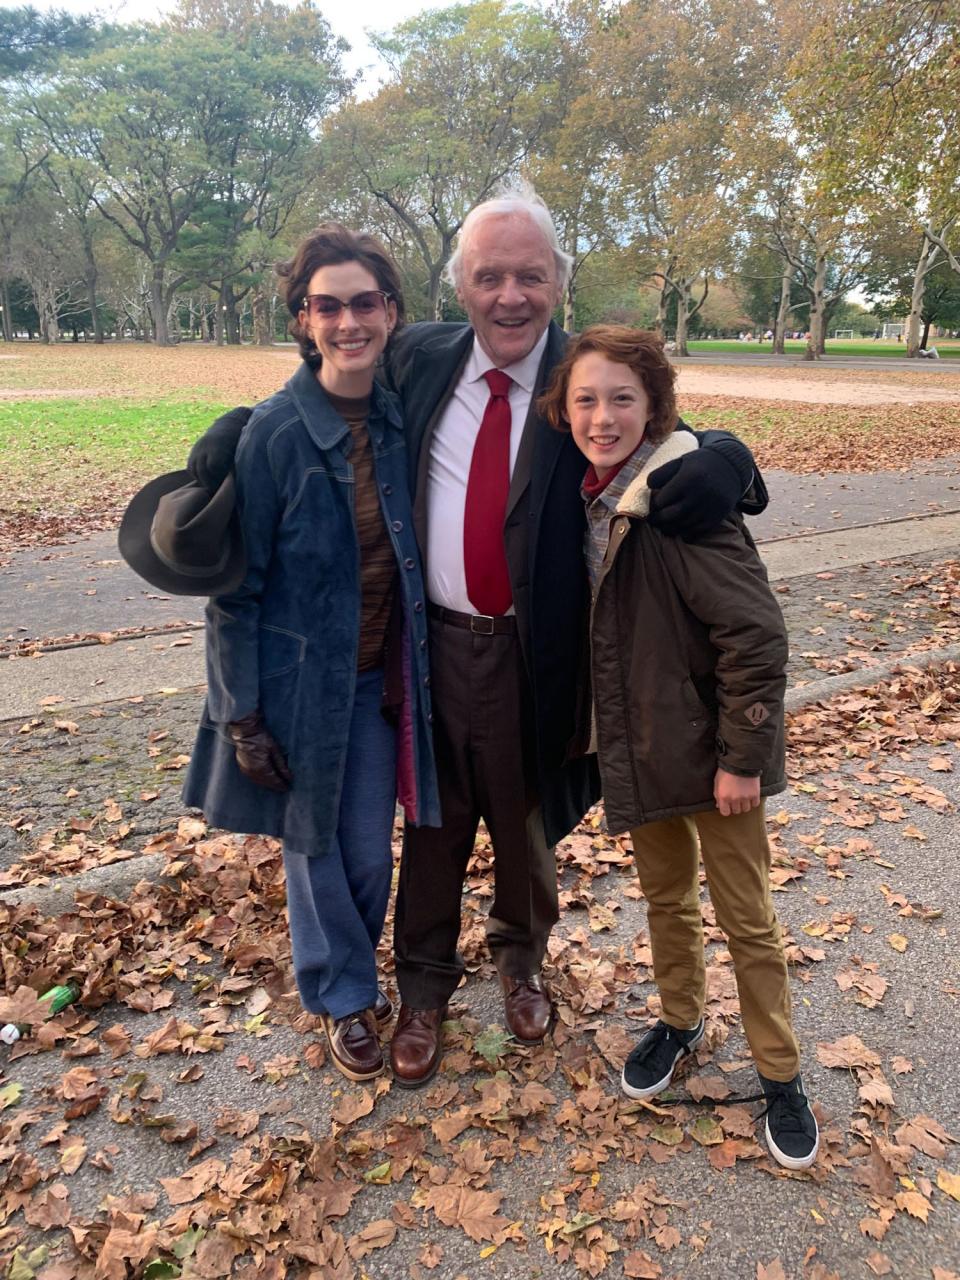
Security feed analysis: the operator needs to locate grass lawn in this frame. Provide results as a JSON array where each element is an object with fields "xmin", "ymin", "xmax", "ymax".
[
  {"xmin": 688, "ymin": 338, "xmax": 960, "ymax": 359},
  {"xmin": 0, "ymin": 397, "xmax": 229, "ymax": 516}
]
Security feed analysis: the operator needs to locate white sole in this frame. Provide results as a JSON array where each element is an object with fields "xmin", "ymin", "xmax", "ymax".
[
  {"xmin": 765, "ymin": 1118, "xmax": 819, "ymax": 1170},
  {"xmin": 620, "ymin": 1024, "xmax": 705, "ymax": 1100}
]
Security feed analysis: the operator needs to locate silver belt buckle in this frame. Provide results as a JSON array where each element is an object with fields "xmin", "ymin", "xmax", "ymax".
[{"xmin": 470, "ymin": 614, "xmax": 495, "ymax": 635}]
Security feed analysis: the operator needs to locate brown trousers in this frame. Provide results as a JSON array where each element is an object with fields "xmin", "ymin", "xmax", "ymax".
[
  {"xmin": 393, "ymin": 615, "xmax": 558, "ymax": 1009},
  {"xmin": 630, "ymin": 804, "xmax": 800, "ymax": 1081}
]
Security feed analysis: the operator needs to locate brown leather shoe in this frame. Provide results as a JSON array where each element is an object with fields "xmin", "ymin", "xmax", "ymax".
[
  {"xmin": 501, "ymin": 974, "xmax": 554, "ymax": 1044},
  {"xmin": 321, "ymin": 1009, "xmax": 384, "ymax": 1082},
  {"xmin": 374, "ymin": 988, "xmax": 394, "ymax": 1026},
  {"xmin": 389, "ymin": 1004, "xmax": 446, "ymax": 1089}
]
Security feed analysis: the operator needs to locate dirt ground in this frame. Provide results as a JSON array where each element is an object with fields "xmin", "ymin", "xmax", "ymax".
[
  {"xmin": 3, "ymin": 342, "xmax": 960, "ymax": 406},
  {"xmin": 676, "ymin": 366, "xmax": 960, "ymax": 406}
]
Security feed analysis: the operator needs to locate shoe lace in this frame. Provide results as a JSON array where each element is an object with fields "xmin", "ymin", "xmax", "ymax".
[
  {"xmin": 758, "ymin": 1081, "xmax": 810, "ymax": 1131},
  {"xmin": 632, "ymin": 1022, "xmax": 684, "ymax": 1067}
]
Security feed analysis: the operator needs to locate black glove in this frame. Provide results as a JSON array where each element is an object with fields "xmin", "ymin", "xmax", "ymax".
[
  {"xmin": 227, "ymin": 711, "xmax": 293, "ymax": 792},
  {"xmin": 187, "ymin": 406, "xmax": 252, "ymax": 491},
  {"xmin": 647, "ymin": 447, "xmax": 745, "ymax": 539}
]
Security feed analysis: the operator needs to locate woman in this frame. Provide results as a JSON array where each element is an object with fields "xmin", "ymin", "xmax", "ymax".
[{"xmin": 183, "ymin": 224, "xmax": 440, "ymax": 1082}]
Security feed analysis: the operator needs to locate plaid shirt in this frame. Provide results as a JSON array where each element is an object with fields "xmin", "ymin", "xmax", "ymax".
[{"xmin": 582, "ymin": 440, "xmax": 656, "ymax": 590}]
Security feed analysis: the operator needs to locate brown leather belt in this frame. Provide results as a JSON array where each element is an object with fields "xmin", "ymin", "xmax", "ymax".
[{"xmin": 427, "ymin": 603, "xmax": 517, "ymax": 635}]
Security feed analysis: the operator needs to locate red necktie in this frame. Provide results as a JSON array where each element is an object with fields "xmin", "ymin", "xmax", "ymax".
[{"xmin": 463, "ymin": 369, "xmax": 513, "ymax": 615}]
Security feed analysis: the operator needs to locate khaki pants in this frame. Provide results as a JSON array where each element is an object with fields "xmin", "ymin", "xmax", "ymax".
[{"xmin": 630, "ymin": 804, "xmax": 800, "ymax": 1081}]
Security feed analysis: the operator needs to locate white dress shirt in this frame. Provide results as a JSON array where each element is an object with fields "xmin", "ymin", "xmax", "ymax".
[{"xmin": 426, "ymin": 329, "xmax": 550, "ymax": 613}]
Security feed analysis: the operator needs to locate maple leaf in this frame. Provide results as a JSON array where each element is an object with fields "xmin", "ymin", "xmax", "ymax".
[
  {"xmin": 623, "ymin": 1251, "xmax": 663, "ymax": 1279},
  {"xmin": 858, "ymin": 1079, "xmax": 895, "ymax": 1108},
  {"xmin": 895, "ymin": 1190, "xmax": 931, "ymax": 1221},
  {"xmin": 424, "ymin": 1185, "xmax": 508, "ymax": 1243},
  {"xmin": 0, "ymin": 984, "xmax": 48, "ymax": 1026},
  {"xmin": 160, "ymin": 1158, "xmax": 226, "ymax": 1205},
  {"xmin": 331, "ymin": 1087, "xmax": 376, "ymax": 1128},
  {"xmin": 816, "ymin": 1035, "xmax": 882, "ymax": 1070},
  {"xmin": 937, "ymin": 1168, "xmax": 960, "ymax": 1203},
  {"xmin": 347, "ymin": 1218, "xmax": 397, "ymax": 1260},
  {"xmin": 865, "ymin": 1252, "xmax": 893, "ymax": 1277},
  {"xmin": 756, "ymin": 1261, "xmax": 788, "ymax": 1280}
]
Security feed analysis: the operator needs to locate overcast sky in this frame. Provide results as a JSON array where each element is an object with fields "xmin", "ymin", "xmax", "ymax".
[{"xmin": 14, "ymin": 0, "xmax": 457, "ymax": 84}]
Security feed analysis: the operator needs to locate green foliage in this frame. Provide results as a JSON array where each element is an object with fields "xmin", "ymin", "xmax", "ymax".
[
  {"xmin": 0, "ymin": 6, "xmax": 99, "ymax": 77},
  {"xmin": 0, "ymin": 397, "xmax": 231, "ymax": 510}
]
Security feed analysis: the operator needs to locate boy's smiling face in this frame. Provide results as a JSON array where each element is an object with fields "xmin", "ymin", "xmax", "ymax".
[{"xmin": 565, "ymin": 352, "xmax": 652, "ymax": 479}]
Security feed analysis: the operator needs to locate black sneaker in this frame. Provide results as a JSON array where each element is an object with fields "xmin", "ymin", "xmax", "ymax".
[
  {"xmin": 620, "ymin": 1018, "xmax": 705, "ymax": 1099},
  {"xmin": 759, "ymin": 1072, "xmax": 819, "ymax": 1170}
]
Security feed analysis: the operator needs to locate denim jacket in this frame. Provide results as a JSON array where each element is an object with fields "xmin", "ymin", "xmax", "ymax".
[{"xmin": 183, "ymin": 362, "xmax": 440, "ymax": 855}]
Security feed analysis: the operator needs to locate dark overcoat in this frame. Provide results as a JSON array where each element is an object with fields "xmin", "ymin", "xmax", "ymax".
[{"xmin": 384, "ymin": 320, "xmax": 601, "ymax": 847}]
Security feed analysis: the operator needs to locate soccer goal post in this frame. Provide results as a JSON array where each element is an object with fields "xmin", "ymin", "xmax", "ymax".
[
  {"xmin": 881, "ymin": 322, "xmax": 905, "ymax": 339},
  {"xmin": 832, "ymin": 329, "xmax": 854, "ymax": 339}
]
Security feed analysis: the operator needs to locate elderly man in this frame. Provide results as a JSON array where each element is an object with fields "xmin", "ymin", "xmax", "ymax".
[{"xmin": 186, "ymin": 189, "xmax": 763, "ymax": 1088}]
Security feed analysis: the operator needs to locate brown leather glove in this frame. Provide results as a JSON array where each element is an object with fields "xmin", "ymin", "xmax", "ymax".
[{"xmin": 227, "ymin": 711, "xmax": 292, "ymax": 792}]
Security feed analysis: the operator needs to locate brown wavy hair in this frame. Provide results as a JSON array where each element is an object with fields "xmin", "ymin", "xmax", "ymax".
[
  {"xmin": 538, "ymin": 325, "xmax": 678, "ymax": 445},
  {"xmin": 276, "ymin": 222, "xmax": 406, "ymax": 369}
]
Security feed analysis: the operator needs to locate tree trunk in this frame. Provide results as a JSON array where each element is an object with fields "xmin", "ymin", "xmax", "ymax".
[
  {"xmin": 563, "ymin": 277, "xmax": 575, "ymax": 333},
  {"xmin": 151, "ymin": 267, "xmax": 170, "ymax": 345},
  {"xmin": 252, "ymin": 285, "xmax": 271, "ymax": 345},
  {"xmin": 654, "ymin": 277, "xmax": 671, "ymax": 334},
  {"xmin": 84, "ymin": 269, "xmax": 103, "ymax": 343},
  {"xmin": 921, "ymin": 318, "xmax": 931, "ymax": 349},
  {"xmin": 674, "ymin": 279, "xmax": 691, "ymax": 357},
  {"xmin": 905, "ymin": 231, "xmax": 937, "ymax": 358},
  {"xmin": 80, "ymin": 229, "xmax": 103, "ymax": 344},
  {"xmin": 428, "ymin": 263, "xmax": 443, "ymax": 323},
  {"xmin": 803, "ymin": 254, "xmax": 827, "ymax": 361},
  {"xmin": 0, "ymin": 281, "xmax": 11, "ymax": 340},
  {"xmin": 773, "ymin": 262, "xmax": 794, "ymax": 354}
]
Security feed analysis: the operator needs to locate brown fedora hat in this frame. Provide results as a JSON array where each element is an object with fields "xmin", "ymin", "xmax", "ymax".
[{"xmin": 118, "ymin": 470, "xmax": 246, "ymax": 597}]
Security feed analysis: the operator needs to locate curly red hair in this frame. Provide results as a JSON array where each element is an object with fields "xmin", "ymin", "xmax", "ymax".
[{"xmin": 539, "ymin": 325, "xmax": 678, "ymax": 444}]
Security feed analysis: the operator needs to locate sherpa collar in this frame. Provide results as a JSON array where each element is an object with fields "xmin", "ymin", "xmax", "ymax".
[{"xmin": 615, "ymin": 430, "xmax": 698, "ymax": 519}]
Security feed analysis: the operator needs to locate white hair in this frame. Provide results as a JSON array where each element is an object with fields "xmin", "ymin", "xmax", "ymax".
[{"xmin": 445, "ymin": 180, "xmax": 573, "ymax": 292}]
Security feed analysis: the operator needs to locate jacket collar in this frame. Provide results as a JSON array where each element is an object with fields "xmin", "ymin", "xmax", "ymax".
[
  {"xmin": 285, "ymin": 361, "xmax": 401, "ymax": 451},
  {"xmin": 615, "ymin": 430, "xmax": 698, "ymax": 518}
]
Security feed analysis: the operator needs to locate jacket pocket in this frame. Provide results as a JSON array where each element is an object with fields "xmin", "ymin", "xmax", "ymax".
[
  {"xmin": 681, "ymin": 676, "xmax": 712, "ymax": 725},
  {"xmin": 259, "ymin": 625, "xmax": 307, "ymax": 680}
]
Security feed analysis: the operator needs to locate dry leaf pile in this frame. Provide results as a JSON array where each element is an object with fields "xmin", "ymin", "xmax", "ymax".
[
  {"xmin": 0, "ymin": 666, "xmax": 958, "ymax": 1278},
  {"xmin": 681, "ymin": 396, "xmax": 960, "ymax": 474},
  {"xmin": 781, "ymin": 560, "xmax": 960, "ymax": 684}
]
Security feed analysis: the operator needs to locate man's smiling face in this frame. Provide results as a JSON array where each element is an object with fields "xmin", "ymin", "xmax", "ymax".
[{"xmin": 456, "ymin": 212, "xmax": 562, "ymax": 368}]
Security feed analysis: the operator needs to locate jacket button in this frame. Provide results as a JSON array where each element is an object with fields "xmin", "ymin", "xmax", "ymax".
[
  {"xmin": 404, "ymin": 557, "xmax": 415, "ymax": 570},
  {"xmin": 382, "ymin": 483, "xmax": 393, "ymax": 495},
  {"xmin": 419, "ymin": 639, "xmax": 427, "ymax": 651},
  {"xmin": 392, "ymin": 520, "xmax": 403, "ymax": 532},
  {"xmin": 413, "ymin": 600, "xmax": 423, "ymax": 612},
  {"xmin": 424, "ymin": 676, "xmax": 430, "ymax": 687},
  {"xmin": 427, "ymin": 712, "xmax": 434, "ymax": 724}
]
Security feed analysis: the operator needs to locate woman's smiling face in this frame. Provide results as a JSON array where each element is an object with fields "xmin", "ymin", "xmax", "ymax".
[
  {"xmin": 299, "ymin": 260, "xmax": 396, "ymax": 396},
  {"xmin": 565, "ymin": 351, "xmax": 652, "ymax": 478}
]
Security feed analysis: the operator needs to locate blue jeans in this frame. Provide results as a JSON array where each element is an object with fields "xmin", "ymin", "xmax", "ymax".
[{"xmin": 282, "ymin": 668, "xmax": 397, "ymax": 1019}]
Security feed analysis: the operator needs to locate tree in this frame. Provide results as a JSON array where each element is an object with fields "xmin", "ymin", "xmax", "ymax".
[
  {"xmin": 166, "ymin": 0, "xmax": 349, "ymax": 345},
  {"xmin": 0, "ymin": 6, "xmax": 99, "ymax": 78},
  {"xmin": 586, "ymin": 0, "xmax": 776, "ymax": 354},
  {"xmin": 323, "ymin": 1, "xmax": 564, "ymax": 320},
  {"xmin": 791, "ymin": 0, "xmax": 960, "ymax": 356}
]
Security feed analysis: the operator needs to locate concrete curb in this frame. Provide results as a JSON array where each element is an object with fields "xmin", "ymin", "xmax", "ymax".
[
  {"xmin": 4, "ymin": 645, "xmax": 958, "ymax": 915},
  {"xmin": 784, "ymin": 642, "xmax": 960, "ymax": 712}
]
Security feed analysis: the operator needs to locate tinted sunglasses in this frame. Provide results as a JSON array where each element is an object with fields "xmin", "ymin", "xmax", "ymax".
[{"xmin": 301, "ymin": 290, "xmax": 392, "ymax": 321}]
